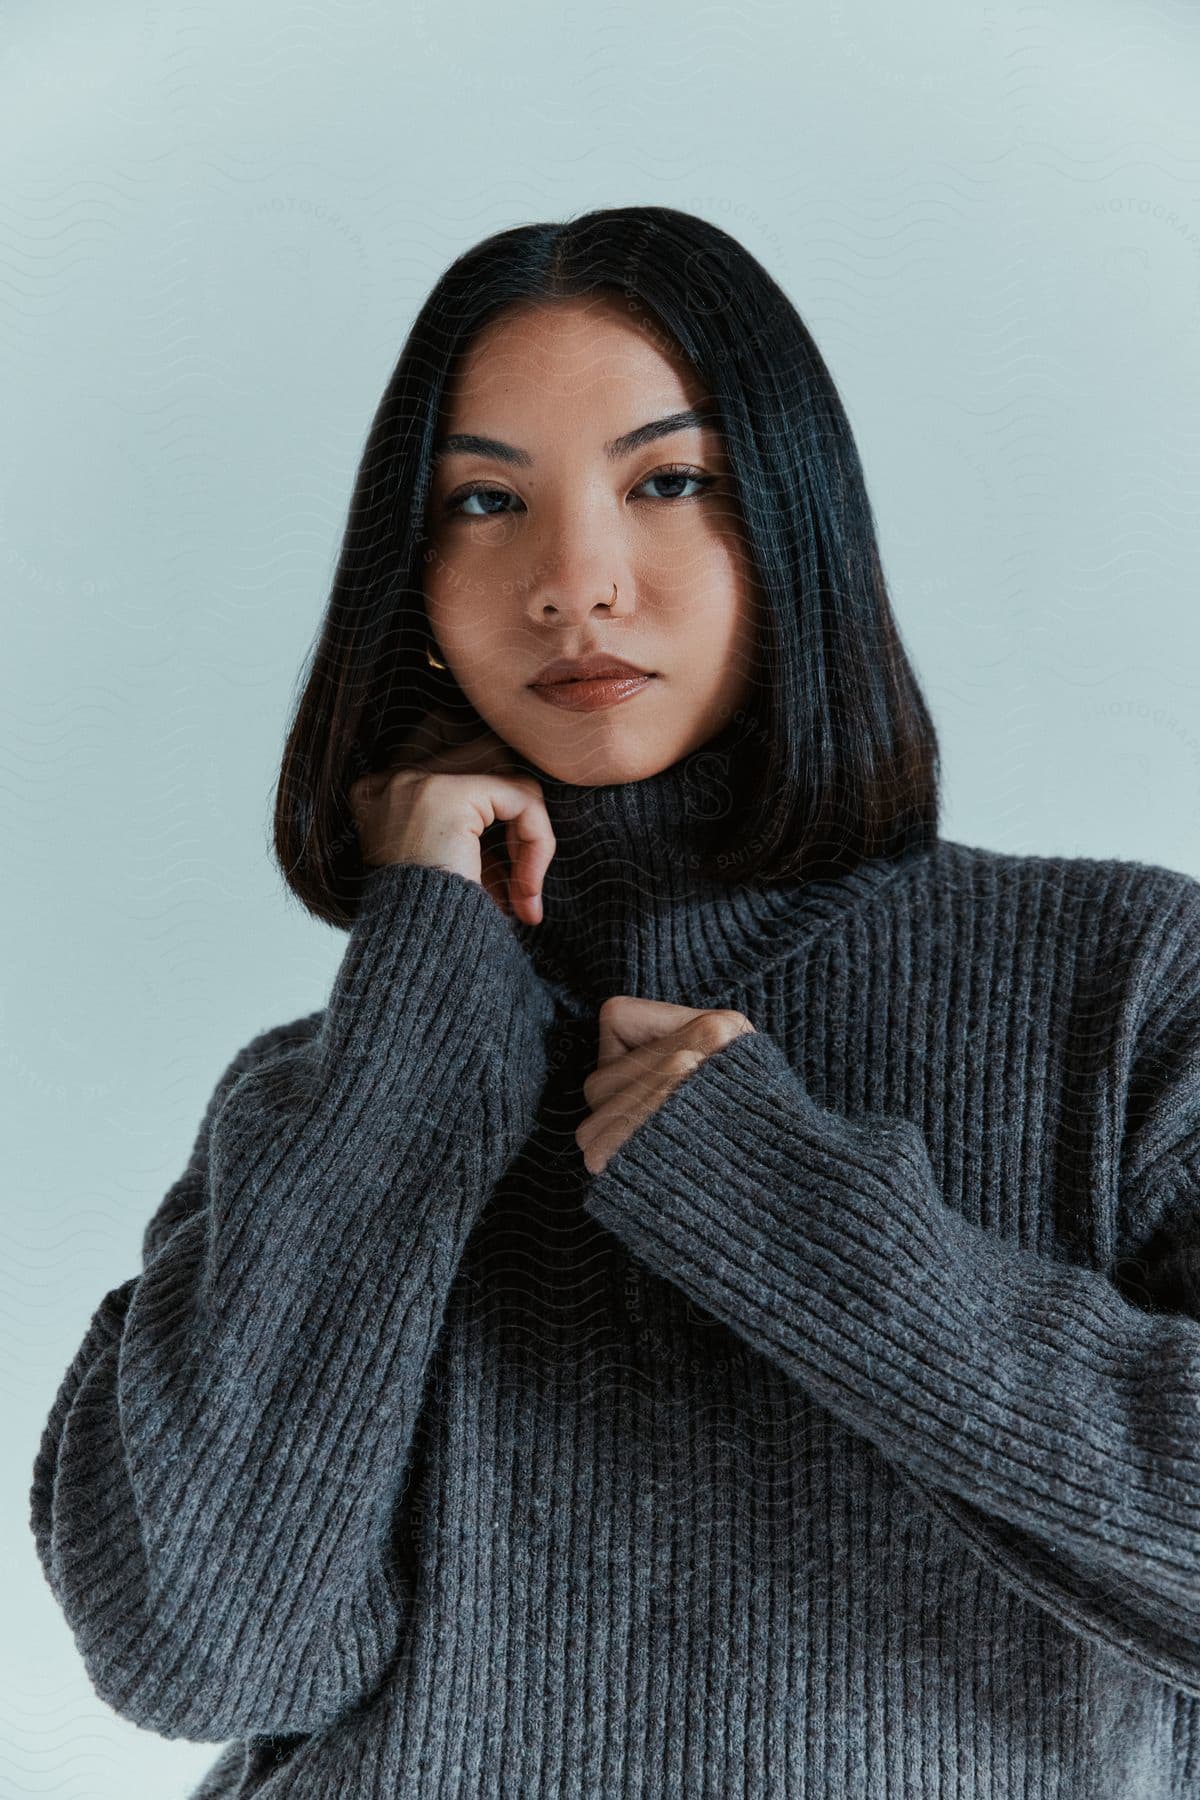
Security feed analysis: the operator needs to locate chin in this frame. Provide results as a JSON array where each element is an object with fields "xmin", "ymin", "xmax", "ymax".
[{"xmin": 534, "ymin": 739, "xmax": 681, "ymax": 787}]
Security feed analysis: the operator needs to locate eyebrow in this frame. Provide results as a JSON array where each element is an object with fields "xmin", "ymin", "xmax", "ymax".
[{"xmin": 430, "ymin": 405, "xmax": 718, "ymax": 469}]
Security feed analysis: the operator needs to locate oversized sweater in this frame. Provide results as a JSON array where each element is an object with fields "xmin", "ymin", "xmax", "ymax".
[{"xmin": 29, "ymin": 729, "xmax": 1200, "ymax": 1799}]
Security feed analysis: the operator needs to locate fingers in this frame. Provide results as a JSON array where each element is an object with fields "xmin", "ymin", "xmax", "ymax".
[
  {"xmin": 503, "ymin": 805, "xmax": 556, "ymax": 924},
  {"xmin": 478, "ymin": 838, "xmax": 513, "ymax": 918},
  {"xmin": 348, "ymin": 714, "xmax": 555, "ymax": 925}
]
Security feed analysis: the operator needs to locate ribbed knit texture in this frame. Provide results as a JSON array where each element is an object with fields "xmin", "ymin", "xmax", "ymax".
[{"xmin": 30, "ymin": 726, "xmax": 1200, "ymax": 1797}]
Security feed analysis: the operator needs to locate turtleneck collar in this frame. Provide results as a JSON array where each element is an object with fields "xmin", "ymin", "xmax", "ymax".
[{"xmin": 502, "ymin": 713, "xmax": 931, "ymax": 1016}]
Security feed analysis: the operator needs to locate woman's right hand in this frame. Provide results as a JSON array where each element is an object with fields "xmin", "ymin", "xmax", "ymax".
[{"xmin": 347, "ymin": 705, "xmax": 556, "ymax": 925}]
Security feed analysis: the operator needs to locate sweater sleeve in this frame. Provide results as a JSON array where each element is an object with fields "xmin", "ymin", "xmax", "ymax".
[
  {"xmin": 29, "ymin": 861, "xmax": 555, "ymax": 1742},
  {"xmin": 581, "ymin": 880, "xmax": 1200, "ymax": 1699}
]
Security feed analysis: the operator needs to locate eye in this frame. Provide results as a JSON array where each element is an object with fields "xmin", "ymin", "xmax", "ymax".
[
  {"xmin": 440, "ymin": 462, "xmax": 717, "ymax": 518},
  {"xmin": 443, "ymin": 484, "xmax": 517, "ymax": 519},
  {"xmin": 634, "ymin": 463, "xmax": 717, "ymax": 503}
]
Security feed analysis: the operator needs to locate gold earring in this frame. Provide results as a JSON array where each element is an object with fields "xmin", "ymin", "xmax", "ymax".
[{"xmin": 426, "ymin": 642, "xmax": 447, "ymax": 671}]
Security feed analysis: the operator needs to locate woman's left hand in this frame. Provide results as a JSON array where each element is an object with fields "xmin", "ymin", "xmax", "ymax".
[{"xmin": 576, "ymin": 996, "xmax": 757, "ymax": 1176}]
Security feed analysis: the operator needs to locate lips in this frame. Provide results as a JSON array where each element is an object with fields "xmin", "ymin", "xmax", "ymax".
[
  {"xmin": 529, "ymin": 654, "xmax": 655, "ymax": 687},
  {"xmin": 529, "ymin": 671, "xmax": 656, "ymax": 712},
  {"xmin": 551, "ymin": 672, "xmax": 656, "ymax": 685}
]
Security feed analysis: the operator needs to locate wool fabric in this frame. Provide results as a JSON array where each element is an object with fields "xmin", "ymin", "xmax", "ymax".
[{"xmin": 30, "ymin": 723, "xmax": 1200, "ymax": 1797}]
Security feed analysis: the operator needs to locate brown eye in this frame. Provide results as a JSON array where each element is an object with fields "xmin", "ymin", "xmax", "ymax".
[
  {"xmin": 443, "ymin": 484, "xmax": 517, "ymax": 518},
  {"xmin": 441, "ymin": 463, "xmax": 716, "ymax": 519},
  {"xmin": 635, "ymin": 464, "xmax": 715, "ymax": 502}
]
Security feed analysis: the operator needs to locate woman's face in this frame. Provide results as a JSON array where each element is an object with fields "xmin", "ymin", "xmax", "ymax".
[{"xmin": 421, "ymin": 294, "xmax": 761, "ymax": 785}]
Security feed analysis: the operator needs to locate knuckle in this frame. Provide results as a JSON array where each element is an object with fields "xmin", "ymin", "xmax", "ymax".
[{"xmin": 692, "ymin": 1014, "xmax": 734, "ymax": 1050}]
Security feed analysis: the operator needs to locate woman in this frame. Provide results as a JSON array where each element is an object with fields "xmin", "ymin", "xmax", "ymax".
[{"xmin": 31, "ymin": 205, "xmax": 1200, "ymax": 1798}]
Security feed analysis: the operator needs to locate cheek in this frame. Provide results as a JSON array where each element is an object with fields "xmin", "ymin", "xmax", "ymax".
[
  {"xmin": 671, "ymin": 597, "xmax": 759, "ymax": 711},
  {"xmin": 422, "ymin": 550, "xmax": 481, "ymax": 638},
  {"xmin": 653, "ymin": 523, "xmax": 748, "ymax": 601},
  {"xmin": 423, "ymin": 522, "xmax": 526, "ymax": 615},
  {"xmin": 424, "ymin": 587, "xmax": 525, "ymax": 690},
  {"xmin": 666, "ymin": 536, "xmax": 756, "ymax": 634}
]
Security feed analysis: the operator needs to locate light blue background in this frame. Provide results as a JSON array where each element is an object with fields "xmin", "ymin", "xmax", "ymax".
[{"xmin": 5, "ymin": 1, "xmax": 1199, "ymax": 1793}]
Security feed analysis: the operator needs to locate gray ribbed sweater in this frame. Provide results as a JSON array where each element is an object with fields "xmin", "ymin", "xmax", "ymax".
[{"xmin": 29, "ymin": 737, "xmax": 1200, "ymax": 1798}]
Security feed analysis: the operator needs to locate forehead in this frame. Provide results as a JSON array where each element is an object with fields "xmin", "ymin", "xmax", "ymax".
[{"xmin": 440, "ymin": 296, "xmax": 709, "ymax": 429}]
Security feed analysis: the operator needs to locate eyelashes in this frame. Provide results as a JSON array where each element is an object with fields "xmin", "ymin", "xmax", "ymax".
[{"xmin": 441, "ymin": 463, "xmax": 718, "ymax": 519}]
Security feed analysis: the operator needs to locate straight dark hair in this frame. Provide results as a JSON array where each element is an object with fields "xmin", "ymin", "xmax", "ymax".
[{"xmin": 273, "ymin": 204, "xmax": 941, "ymax": 930}]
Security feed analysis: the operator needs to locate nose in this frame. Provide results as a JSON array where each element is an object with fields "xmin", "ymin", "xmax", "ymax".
[{"xmin": 527, "ymin": 574, "xmax": 632, "ymax": 626}]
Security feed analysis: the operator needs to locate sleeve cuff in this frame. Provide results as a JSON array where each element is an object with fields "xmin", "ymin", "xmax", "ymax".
[
  {"xmin": 581, "ymin": 1026, "xmax": 925, "ymax": 1305},
  {"xmin": 326, "ymin": 861, "xmax": 556, "ymax": 1076}
]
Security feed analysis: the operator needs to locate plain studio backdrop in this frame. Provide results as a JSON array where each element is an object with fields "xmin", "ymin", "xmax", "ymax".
[{"xmin": 4, "ymin": 1, "xmax": 1199, "ymax": 1793}]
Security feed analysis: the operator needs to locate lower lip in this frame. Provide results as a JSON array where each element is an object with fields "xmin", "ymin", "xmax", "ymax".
[{"xmin": 529, "ymin": 674, "xmax": 656, "ymax": 711}]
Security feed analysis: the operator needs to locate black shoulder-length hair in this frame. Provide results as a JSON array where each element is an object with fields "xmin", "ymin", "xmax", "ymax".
[{"xmin": 273, "ymin": 203, "xmax": 941, "ymax": 930}]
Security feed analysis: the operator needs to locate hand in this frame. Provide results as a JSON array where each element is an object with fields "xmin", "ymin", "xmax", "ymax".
[
  {"xmin": 347, "ymin": 704, "xmax": 556, "ymax": 925},
  {"xmin": 576, "ymin": 996, "xmax": 757, "ymax": 1176}
]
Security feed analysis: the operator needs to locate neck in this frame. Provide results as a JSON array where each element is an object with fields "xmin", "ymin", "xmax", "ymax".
[{"xmin": 504, "ymin": 712, "xmax": 910, "ymax": 1011}]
